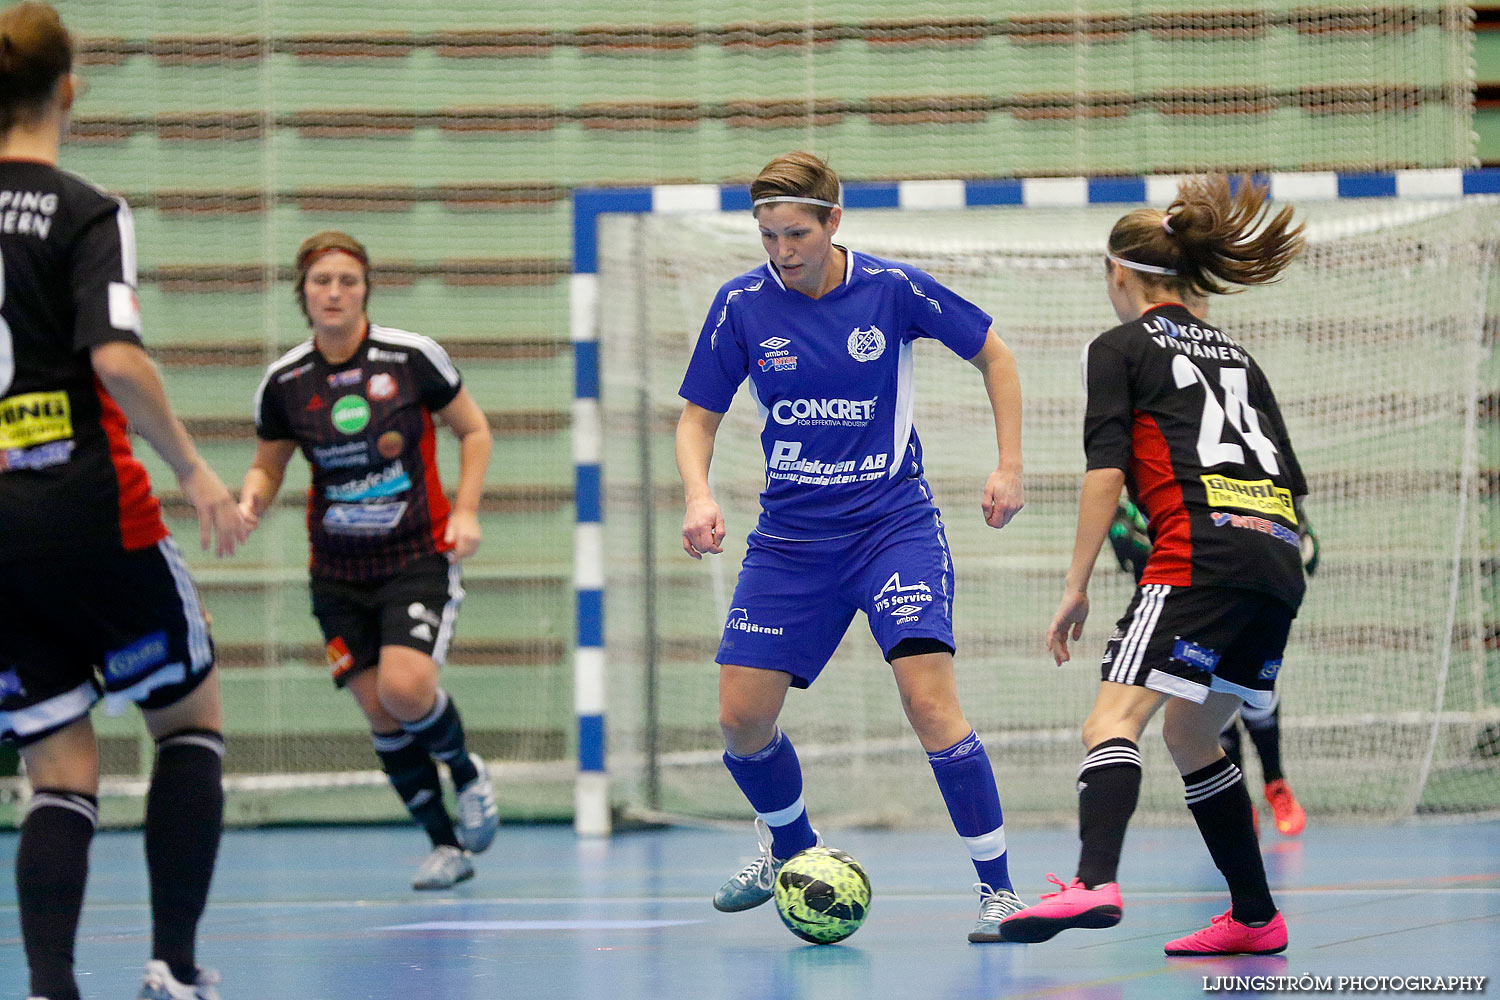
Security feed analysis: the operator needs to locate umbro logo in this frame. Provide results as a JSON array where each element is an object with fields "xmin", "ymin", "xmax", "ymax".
[{"xmin": 759, "ymin": 337, "xmax": 791, "ymax": 350}]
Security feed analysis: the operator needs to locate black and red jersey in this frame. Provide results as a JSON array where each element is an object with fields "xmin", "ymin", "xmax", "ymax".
[
  {"xmin": 0, "ymin": 160, "xmax": 166, "ymax": 561},
  {"xmin": 1083, "ymin": 303, "xmax": 1307, "ymax": 608},
  {"xmin": 253, "ymin": 323, "xmax": 463, "ymax": 583}
]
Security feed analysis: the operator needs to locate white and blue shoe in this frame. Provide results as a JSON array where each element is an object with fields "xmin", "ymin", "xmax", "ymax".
[
  {"xmin": 138, "ymin": 959, "xmax": 222, "ymax": 1000},
  {"xmin": 712, "ymin": 817, "xmax": 820, "ymax": 912},
  {"xmin": 455, "ymin": 752, "xmax": 500, "ymax": 853},
  {"xmin": 413, "ymin": 843, "xmax": 475, "ymax": 890},
  {"xmin": 968, "ymin": 883, "xmax": 1029, "ymax": 942}
]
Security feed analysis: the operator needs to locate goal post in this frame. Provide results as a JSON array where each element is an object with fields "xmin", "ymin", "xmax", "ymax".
[{"xmin": 577, "ymin": 169, "xmax": 1500, "ymax": 832}]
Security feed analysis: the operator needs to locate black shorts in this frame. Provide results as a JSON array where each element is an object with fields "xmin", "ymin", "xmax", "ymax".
[
  {"xmin": 310, "ymin": 554, "xmax": 464, "ymax": 688},
  {"xmin": 0, "ymin": 538, "xmax": 216, "ymax": 746},
  {"xmin": 1100, "ymin": 584, "xmax": 1293, "ymax": 710}
]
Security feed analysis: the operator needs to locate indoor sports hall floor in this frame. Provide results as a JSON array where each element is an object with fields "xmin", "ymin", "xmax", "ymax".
[{"xmin": 3, "ymin": 820, "xmax": 1497, "ymax": 999}]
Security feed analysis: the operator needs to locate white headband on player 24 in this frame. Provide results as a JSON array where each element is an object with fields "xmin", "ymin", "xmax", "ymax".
[
  {"xmin": 752, "ymin": 195, "xmax": 841, "ymax": 210},
  {"xmin": 1107, "ymin": 253, "xmax": 1178, "ymax": 276}
]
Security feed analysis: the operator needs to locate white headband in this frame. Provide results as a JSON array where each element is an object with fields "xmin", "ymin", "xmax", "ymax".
[
  {"xmin": 1108, "ymin": 253, "xmax": 1178, "ymax": 276},
  {"xmin": 751, "ymin": 195, "xmax": 840, "ymax": 210}
]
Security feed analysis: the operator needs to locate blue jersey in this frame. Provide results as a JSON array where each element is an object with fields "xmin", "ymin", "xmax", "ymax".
[{"xmin": 679, "ymin": 248, "xmax": 991, "ymax": 538}]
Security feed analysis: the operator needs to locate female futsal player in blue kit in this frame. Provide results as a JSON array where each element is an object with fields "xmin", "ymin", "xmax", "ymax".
[{"xmin": 675, "ymin": 151, "xmax": 1029, "ymax": 941}]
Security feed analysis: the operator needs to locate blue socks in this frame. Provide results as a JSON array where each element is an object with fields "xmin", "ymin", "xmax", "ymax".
[
  {"xmin": 929, "ymin": 730, "xmax": 1013, "ymax": 892},
  {"xmin": 723, "ymin": 728, "xmax": 817, "ymax": 859},
  {"xmin": 725, "ymin": 726, "xmax": 1013, "ymax": 891}
]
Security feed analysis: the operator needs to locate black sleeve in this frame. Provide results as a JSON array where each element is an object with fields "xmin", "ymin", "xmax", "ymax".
[
  {"xmin": 1251, "ymin": 363, "xmax": 1308, "ymax": 497},
  {"xmin": 1082, "ymin": 339, "xmax": 1134, "ymax": 471},
  {"xmin": 411, "ymin": 340, "xmax": 463, "ymax": 413},
  {"xmin": 254, "ymin": 374, "xmax": 294, "ymax": 442},
  {"xmin": 70, "ymin": 199, "xmax": 146, "ymax": 353}
]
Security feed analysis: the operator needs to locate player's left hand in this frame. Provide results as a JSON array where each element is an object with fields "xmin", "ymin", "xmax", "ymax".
[
  {"xmin": 981, "ymin": 467, "xmax": 1024, "ymax": 528},
  {"xmin": 1045, "ymin": 587, "xmax": 1089, "ymax": 666},
  {"xmin": 445, "ymin": 510, "xmax": 482, "ymax": 562}
]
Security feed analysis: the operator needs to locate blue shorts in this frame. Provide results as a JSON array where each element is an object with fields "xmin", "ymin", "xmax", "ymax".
[{"xmin": 715, "ymin": 509, "xmax": 957, "ymax": 688}]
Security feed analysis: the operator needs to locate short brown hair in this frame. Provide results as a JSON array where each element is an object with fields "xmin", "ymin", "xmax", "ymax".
[
  {"xmin": 0, "ymin": 2, "xmax": 72, "ymax": 133},
  {"xmin": 749, "ymin": 150, "xmax": 840, "ymax": 223},
  {"xmin": 1108, "ymin": 174, "xmax": 1305, "ymax": 297},
  {"xmin": 293, "ymin": 230, "xmax": 370, "ymax": 323}
]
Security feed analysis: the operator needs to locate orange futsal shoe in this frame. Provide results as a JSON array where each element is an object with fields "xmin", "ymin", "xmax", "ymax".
[{"xmin": 1263, "ymin": 779, "xmax": 1306, "ymax": 836}]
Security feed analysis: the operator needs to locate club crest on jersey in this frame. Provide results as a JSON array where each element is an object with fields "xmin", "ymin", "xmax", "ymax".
[
  {"xmin": 847, "ymin": 326, "xmax": 886, "ymax": 362},
  {"xmin": 368, "ymin": 373, "xmax": 397, "ymax": 401}
]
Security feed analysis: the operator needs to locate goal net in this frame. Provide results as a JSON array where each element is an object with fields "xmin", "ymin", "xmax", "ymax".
[{"xmin": 599, "ymin": 189, "xmax": 1499, "ymax": 827}]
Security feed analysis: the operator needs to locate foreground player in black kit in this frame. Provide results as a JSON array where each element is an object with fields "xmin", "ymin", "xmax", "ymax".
[
  {"xmin": 241, "ymin": 230, "xmax": 496, "ymax": 891},
  {"xmin": 1001, "ymin": 175, "xmax": 1307, "ymax": 956},
  {"xmin": 0, "ymin": 5, "xmax": 251, "ymax": 998}
]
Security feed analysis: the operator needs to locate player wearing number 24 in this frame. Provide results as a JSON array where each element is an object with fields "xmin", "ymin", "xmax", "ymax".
[
  {"xmin": 0, "ymin": 4, "xmax": 251, "ymax": 998},
  {"xmin": 998, "ymin": 175, "xmax": 1308, "ymax": 956}
]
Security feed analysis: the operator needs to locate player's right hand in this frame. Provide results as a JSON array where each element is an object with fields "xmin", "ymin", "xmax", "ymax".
[
  {"xmin": 179, "ymin": 460, "xmax": 252, "ymax": 557},
  {"xmin": 682, "ymin": 497, "xmax": 726, "ymax": 559},
  {"xmin": 1045, "ymin": 588, "xmax": 1089, "ymax": 666}
]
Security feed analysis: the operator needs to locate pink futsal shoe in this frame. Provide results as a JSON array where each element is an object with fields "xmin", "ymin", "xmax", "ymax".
[
  {"xmin": 1164, "ymin": 910, "xmax": 1288, "ymax": 956},
  {"xmin": 997, "ymin": 874, "xmax": 1123, "ymax": 943}
]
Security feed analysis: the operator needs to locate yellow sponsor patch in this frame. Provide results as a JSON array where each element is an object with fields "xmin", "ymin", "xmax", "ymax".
[
  {"xmin": 1200, "ymin": 473, "xmax": 1296, "ymax": 523},
  {"xmin": 0, "ymin": 391, "xmax": 72, "ymax": 450}
]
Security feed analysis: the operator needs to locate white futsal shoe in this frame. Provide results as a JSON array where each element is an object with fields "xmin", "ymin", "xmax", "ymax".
[
  {"xmin": 455, "ymin": 752, "xmax": 500, "ymax": 853},
  {"xmin": 413, "ymin": 843, "xmax": 475, "ymax": 890},
  {"xmin": 137, "ymin": 959, "xmax": 222, "ymax": 1000}
]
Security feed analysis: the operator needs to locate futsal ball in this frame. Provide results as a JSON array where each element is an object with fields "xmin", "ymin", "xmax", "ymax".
[{"xmin": 772, "ymin": 846, "xmax": 872, "ymax": 944}]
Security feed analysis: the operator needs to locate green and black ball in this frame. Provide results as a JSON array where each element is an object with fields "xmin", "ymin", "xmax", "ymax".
[{"xmin": 772, "ymin": 846, "xmax": 872, "ymax": 944}]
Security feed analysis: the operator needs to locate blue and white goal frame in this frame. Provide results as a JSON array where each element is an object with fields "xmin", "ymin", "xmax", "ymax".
[{"xmin": 567, "ymin": 166, "xmax": 1500, "ymax": 836}]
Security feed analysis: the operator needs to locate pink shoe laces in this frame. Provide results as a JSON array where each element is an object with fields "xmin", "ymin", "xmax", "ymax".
[{"xmin": 1037, "ymin": 874, "xmax": 1074, "ymax": 899}]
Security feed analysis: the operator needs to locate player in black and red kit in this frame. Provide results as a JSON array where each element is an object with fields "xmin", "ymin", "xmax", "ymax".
[
  {"xmin": 0, "ymin": 5, "xmax": 250, "ymax": 999},
  {"xmin": 240, "ymin": 230, "xmax": 496, "ymax": 891},
  {"xmin": 999, "ymin": 175, "xmax": 1307, "ymax": 956},
  {"xmin": 1107, "ymin": 288, "xmax": 1314, "ymax": 841}
]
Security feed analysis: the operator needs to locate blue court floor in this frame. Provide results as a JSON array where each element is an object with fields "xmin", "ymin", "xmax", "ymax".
[{"xmin": 2, "ymin": 820, "xmax": 1498, "ymax": 999}]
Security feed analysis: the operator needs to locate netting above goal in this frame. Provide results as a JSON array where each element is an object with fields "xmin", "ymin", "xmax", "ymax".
[{"xmin": 599, "ymin": 190, "xmax": 1499, "ymax": 828}]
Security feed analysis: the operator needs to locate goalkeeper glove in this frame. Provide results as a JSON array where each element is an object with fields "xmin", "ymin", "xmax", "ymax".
[
  {"xmin": 1295, "ymin": 498, "xmax": 1319, "ymax": 576},
  {"xmin": 1108, "ymin": 499, "xmax": 1151, "ymax": 581}
]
